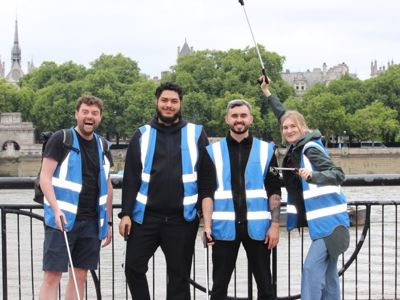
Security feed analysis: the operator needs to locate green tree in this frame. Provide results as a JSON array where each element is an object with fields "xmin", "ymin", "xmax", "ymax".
[
  {"xmin": 183, "ymin": 92, "xmax": 213, "ymax": 126},
  {"xmin": 20, "ymin": 61, "xmax": 87, "ymax": 90},
  {"xmin": 120, "ymin": 80, "xmax": 158, "ymax": 139},
  {"xmin": 349, "ymin": 101, "xmax": 399, "ymax": 143},
  {"xmin": 89, "ymin": 54, "xmax": 140, "ymax": 85},
  {"xmin": 364, "ymin": 65, "xmax": 400, "ymax": 117},
  {"xmin": 327, "ymin": 75, "xmax": 367, "ymax": 114},
  {"xmin": 0, "ymin": 80, "xmax": 20, "ymax": 112},
  {"xmin": 303, "ymin": 92, "xmax": 347, "ymax": 146}
]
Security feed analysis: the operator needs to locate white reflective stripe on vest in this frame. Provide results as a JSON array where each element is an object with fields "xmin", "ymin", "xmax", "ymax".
[
  {"xmin": 303, "ymin": 185, "xmax": 342, "ymax": 199},
  {"xmin": 140, "ymin": 125, "xmax": 151, "ymax": 168},
  {"xmin": 52, "ymin": 177, "xmax": 82, "ymax": 193},
  {"xmin": 186, "ymin": 123, "xmax": 198, "ymax": 172},
  {"xmin": 141, "ymin": 172, "xmax": 150, "ymax": 182},
  {"xmin": 259, "ymin": 141, "xmax": 269, "ymax": 175},
  {"xmin": 99, "ymin": 194, "xmax": 107, "ymax": 206},
  {"xmin": 183, "ymin": 194, "xmax": 198, "ymax": 205},
  {"xmin": 212, "ymin": 211, "xmax": 235, "ymax": 220},
  {"xmin": 58, "ymin": 152, "xmax": 70, "ymax": 180},
  {"xmin": 137, "ymin": 192, "xmax": 147, "ymax": 205},
  {"xmin": 215, "ymin": 190, "xmax": 233, "ymax": 200},
  {"xmin": 247, "ymin": 211, "xmax": 271, "ymax": 220},
  {"xmin": 100, "ymin": 217, "xmax": 105, "ymax": 227},
  {"xmin": 287, "ymin": 204, "xmax": 297, "ymax": 214},
  {"xmin": 183, "ymin": 172, "xmax": 197, "ymax": 183},
  {"xmin": 212, "ymin": 143, "xmax": 225, "ymax": 192},
  {"xmin": 246, "ymin": 189, "xmax": 267, "ymax": 199},
  {"xmin": 302, "ymin": 155, "xmax": 342, "ymax": 199},
  {"xmin": 306, "ymin": 203, "xmax": 347, "ymax": 221},
  {"xmin": 57, "ymin": 200, "xmax": 78, "ymax": 214}
]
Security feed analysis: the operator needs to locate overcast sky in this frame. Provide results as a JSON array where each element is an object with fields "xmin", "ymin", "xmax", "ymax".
[{"xmin": 1, "ymin": 0, "xmax": 399, "ymax": 80}]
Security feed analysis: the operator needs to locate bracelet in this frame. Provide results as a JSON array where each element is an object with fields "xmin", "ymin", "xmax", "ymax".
[{"xmin": 108, "ymin": 221, "xmax": 113, "ymax": 226}]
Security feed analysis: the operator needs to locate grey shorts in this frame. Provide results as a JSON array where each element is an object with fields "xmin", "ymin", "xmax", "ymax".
[{"xmin": 43, "ymin": 218, "xmax": 101, "ymax": 272}]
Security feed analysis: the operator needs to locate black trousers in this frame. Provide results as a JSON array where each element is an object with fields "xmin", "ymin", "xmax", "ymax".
[
  {"xmin": 125, "ymin": 213, "xmax": 199, "ymax": 300},
  {"xmin": 211, "ymin": 223, "xmax": 273, "ymax": 300}
]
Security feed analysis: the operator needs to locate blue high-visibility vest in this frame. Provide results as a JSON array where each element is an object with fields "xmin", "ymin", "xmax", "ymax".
[
  {"xmin": 286, "ymin": 139, "xmax": 349, "ymax": 240},
  {"xmin": 207, "ymin": 137, "xmax": 274, "ymax": 241},
  {"xmin": 44, "ymin": 129, "xmax": 110, "ymax": 240},
  {"xmin": 132, "ymin": 123, "xmax": 203, "ymax": 223}
]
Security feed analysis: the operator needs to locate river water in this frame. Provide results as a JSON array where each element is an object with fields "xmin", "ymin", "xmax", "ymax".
[{"xmin": 1, "ymin": 186, "xmax": 400, "ymax": 299}]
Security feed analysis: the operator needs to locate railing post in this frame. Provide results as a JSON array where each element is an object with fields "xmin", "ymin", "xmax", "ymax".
[
  {"xmin": 247, "ymin": 264, "xmax": 253, "ymax": 300},
  {"xmin": 1, "ymin": 208, "xmax": 8, "ymax": 300},
  {"xmin": 272, "ymin": 247, "xmax": 277, "ymax": 299}
]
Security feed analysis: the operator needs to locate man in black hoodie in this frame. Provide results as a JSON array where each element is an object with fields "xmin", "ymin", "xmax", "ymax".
[{"xmin": 119, "ymin": 82, "xmax": 209, "ymax": 300}]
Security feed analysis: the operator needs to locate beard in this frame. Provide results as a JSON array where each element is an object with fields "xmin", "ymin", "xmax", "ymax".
[
  {"xmin": 156, "ymin": 107, "xmax": 181, "ymax": 124},
  {"xmin": 230, "ymin": 122, "xmax": 250, "ymax": 135}
]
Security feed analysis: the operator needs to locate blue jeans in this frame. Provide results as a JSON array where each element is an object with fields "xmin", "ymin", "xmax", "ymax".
[{"xmin": 301, "ymin": 238, "xmax": 340, "ymax": 300}]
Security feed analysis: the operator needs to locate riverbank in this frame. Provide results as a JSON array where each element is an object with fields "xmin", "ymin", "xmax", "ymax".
[{"xmin": 1, "ymin": 146, "xmax": 400, "ymax": 176}]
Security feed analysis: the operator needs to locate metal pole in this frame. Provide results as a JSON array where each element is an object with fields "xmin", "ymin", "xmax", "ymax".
[
  {"xmin": 203, "ymin": 232, "xmax": 210, "ymax": 300},
  {"xmin": 60, "ymin": 217, "xmax": 81, "ymax": 300},
  {"xmin": 2, "ymin": 208, "xmax": 8, "ymax": 300},
  {"xmin": 238, "ymin": 0, "xmax": 268, "ymax": 81}
]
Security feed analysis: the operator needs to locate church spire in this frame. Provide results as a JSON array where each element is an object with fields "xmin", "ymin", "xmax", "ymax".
[{"xmin": 11, "ymin": 19, "xmax": 21, "ymax": 66}]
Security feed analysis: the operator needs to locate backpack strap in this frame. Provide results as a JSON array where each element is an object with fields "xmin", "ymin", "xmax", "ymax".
[
  {"xmin": 61, "ymin": 129, "xmax": 79, "ymax": 162},
  {"xmin": 99, "ymin": 135, "xmax": 110, "ymax": 162}
]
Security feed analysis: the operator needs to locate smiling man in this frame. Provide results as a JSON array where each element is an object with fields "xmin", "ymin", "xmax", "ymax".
[
  {"xmin": 198, "ymin": 99, "xmax": 282, "ymax": 300},
  {"xmin": 39, "ymin": 95, "xmax": 113, "ymax": 300},
  {"xmin": 119, "ymin": 82, "xmax": 209, "ymax": 300}
]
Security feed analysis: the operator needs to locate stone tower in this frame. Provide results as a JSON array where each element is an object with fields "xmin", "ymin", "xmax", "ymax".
[
  {"xmin": 5, "ymin": 19, "xmax": 24, "ymax": 85},
  {"xmin": 177, "ymin": 38, "xmax": 193, "ymax": 58}
]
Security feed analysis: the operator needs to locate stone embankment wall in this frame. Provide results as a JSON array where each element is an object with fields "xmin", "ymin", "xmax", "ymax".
[{"xmin": 0, "ymin": 147, "xmax": 400, "ymax": 176}]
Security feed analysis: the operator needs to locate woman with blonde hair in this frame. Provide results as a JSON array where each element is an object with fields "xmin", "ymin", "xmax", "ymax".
[{"xmin": 260, "ymin": 77, "xmax": 349, "ymax": 300}]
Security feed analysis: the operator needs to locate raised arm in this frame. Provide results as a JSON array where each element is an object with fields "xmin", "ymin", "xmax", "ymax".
[{"xmin": 259, "ymin": 76, "xmax": 286, "ymax": 121}]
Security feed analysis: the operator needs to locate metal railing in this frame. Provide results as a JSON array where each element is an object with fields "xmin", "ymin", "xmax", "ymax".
[{"xmin": 1, "ymin": 200, "xmax": 399, "ymax": 300}]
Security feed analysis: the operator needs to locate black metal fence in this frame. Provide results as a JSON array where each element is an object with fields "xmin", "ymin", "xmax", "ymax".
[{"xmin": 1, "ymin": 200, "xmax": 399, "ymax": 300}]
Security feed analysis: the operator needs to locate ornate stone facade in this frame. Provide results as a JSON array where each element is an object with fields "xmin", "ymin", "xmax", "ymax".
[
  {"xmin": 281, "ymin": 62, "xmax": 356, "ymax": 96},
  {"xmin": 370, "ymin": 60, "xmax": 395, "ymax": 77},
  {"xmin": 0, "ymin": 113, "xmax": 35, "ymax": 152}
]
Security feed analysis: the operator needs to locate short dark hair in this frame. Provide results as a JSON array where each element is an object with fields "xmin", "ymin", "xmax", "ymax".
[
  {"xmin": 76, "ymin": 95, "xmax": 104, "ymax": 114},
  {"xmin": 155, "ymin": 82, "xmax": 184, "ymax": 101},
  {"xmin": 226, "ymin": 99, "xmax": 253, "ymax": 113}
]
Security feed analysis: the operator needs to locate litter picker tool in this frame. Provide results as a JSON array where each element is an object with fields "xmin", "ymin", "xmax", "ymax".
[
  {"xmin": 238, "ymin": 0, "xmax": 269, "ymax": 83},
  {"xmin": 203, "ymin": 232, "xmax": 210, "ymax": 300},
  {"xmin": 271, "ymin": 167, "xmax": 298, "ymax": 172},
  {"xmin": 269, "ymin": 167, "xmax": 298, "ymax": 176},
  {"xmin": 60, "ymin": 216, "xmax": 81, "ymax": 300},
  {"xmin": 122, "ymin": 224, "xmax": 129, "ymax": 269},
  {"xmin": 121, "ymin": 224, "xmax": 129, "ymax": 299}
]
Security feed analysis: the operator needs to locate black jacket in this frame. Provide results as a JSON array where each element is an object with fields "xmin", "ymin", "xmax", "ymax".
[
  {"xmin": 120, "ymin": 116, "xmax": 209, "ymax": 218},
  {"xmin": 198, "ymin": 132, "xmax": 281, "ymax": 224}
]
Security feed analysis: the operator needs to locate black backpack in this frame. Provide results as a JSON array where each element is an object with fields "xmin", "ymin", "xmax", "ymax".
[{"xmin": 33, "ymin": 129, "xmax": 109, "ymax": 204}]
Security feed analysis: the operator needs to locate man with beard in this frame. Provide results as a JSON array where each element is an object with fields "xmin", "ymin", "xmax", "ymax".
[
  {"xmin": 119, "ymin": 82, "xmax": 209, "ymax": 300},
  {"xmin": 39, "ymin": 95, "xmax": 113, "ymax": 300},
  {"xmin": 198, "ymin": 99, "xmax": 281, "ymax": 300}
]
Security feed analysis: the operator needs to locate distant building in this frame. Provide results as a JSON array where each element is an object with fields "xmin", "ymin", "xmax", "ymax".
[
  {"xmin": 0, "ymin": 112, "xmax": 35, "ymax": 152},
  {"xmin": 370, "ymin": 60, "xmax": 395, "ymax": 78},
  {"xmin": 177, "ymin": 38, "xmax": 193, "ymax": 58},
  {"xmin": 158, "ymin": 38, "xmax": 194, "ymax": 80},
  {"xmin": 0, "ymin": 19, "xmax": 34, "ymax": 86},
  {"xmin": 281, "ymin": 62, "xmax": 356, "ymax": 96}
]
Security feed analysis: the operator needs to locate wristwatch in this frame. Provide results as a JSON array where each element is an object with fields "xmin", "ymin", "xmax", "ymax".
[{"xmin": 108, "ymin": 221, "xmax": 113, "ymax": 226}]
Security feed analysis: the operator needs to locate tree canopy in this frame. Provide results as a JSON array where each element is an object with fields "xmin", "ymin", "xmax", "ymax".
[{"xmin": 0, "ymin": 48, "xmax": 399, "ymax": 145}]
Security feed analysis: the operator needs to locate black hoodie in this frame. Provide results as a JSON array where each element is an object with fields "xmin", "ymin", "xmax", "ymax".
[{"xmin": 120, "ymin": 117, "xmax": 209, "ymax": 218}]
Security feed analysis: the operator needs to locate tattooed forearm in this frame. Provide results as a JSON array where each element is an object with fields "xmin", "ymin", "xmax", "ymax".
[{"xmin": 269, "ymin": 194, "xmax": 281, "ymax": 223}]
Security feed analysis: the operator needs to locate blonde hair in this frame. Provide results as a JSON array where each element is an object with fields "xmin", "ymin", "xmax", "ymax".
[{"xmin": 280, "ymin": 110, "xmax": 312, "ymax": 143}]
